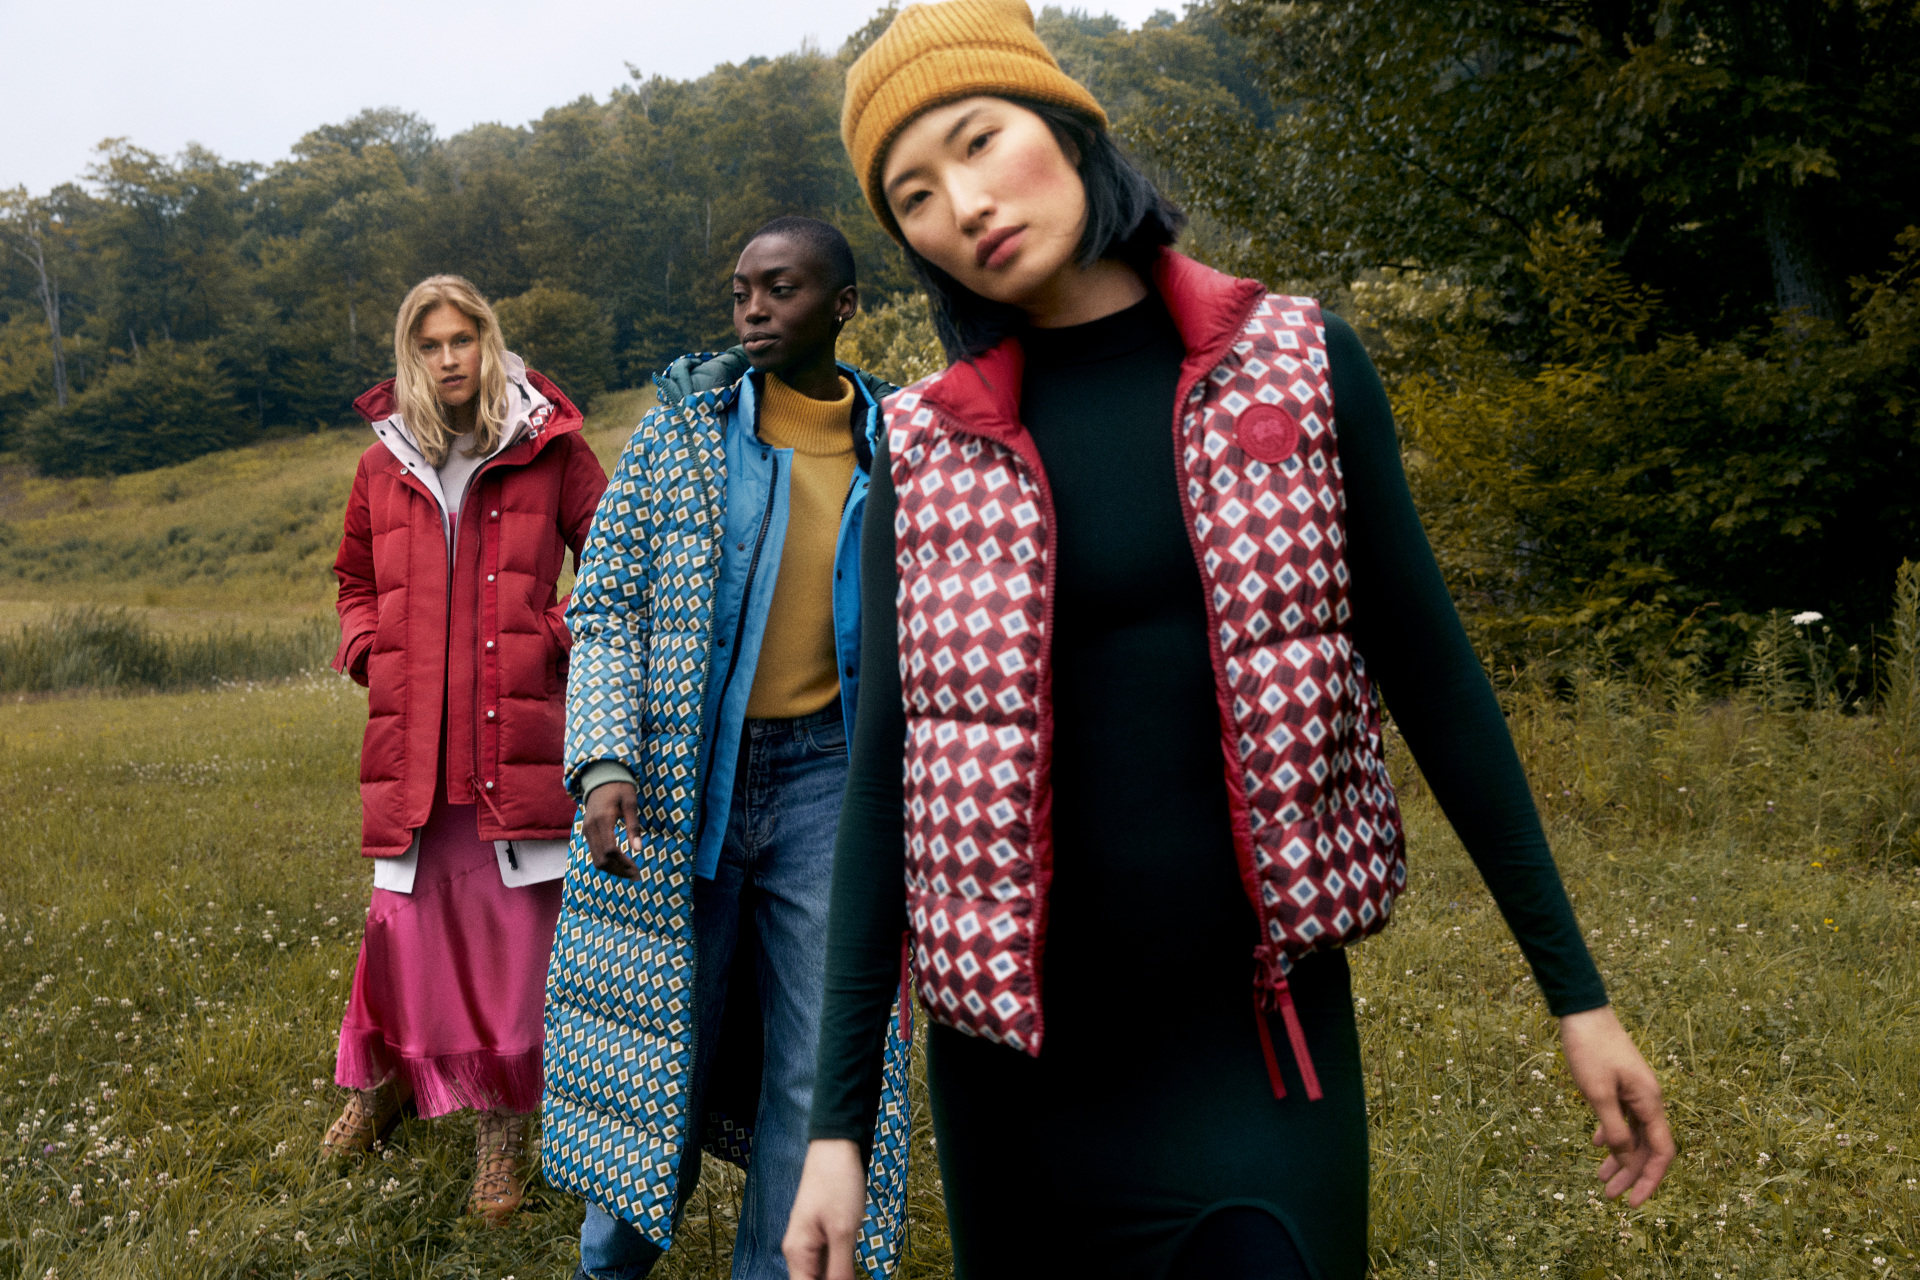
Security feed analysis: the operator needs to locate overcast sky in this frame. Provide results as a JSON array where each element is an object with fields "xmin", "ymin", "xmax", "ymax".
[{"xmin": 2, "ymin": 0, "xmax": 1176, "ymax": 194}]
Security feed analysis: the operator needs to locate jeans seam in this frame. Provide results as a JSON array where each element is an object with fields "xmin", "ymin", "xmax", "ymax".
[{"xmin": 744, "ymin": 732, "xmax": 766, "ymax": 865}]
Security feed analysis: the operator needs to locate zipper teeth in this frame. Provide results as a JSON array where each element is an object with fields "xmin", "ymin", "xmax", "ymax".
[
  {"xmin": 680, "ymin": 402, "xmax": 727, "ymax": 1180},
  {"xmin": 679, "ymin": 404, "xmax": 726, "ymax": 846}
]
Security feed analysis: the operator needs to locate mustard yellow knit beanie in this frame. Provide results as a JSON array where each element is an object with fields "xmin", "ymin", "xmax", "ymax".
[{"xmin": 841, "ymin": 0, "xmax": 1109, "ymax": 239}]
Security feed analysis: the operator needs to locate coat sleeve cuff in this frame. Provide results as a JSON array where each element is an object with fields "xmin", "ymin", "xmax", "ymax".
[
  {"xmin": 332, "ymin": 629, "xmax": 374, "ymax": 686},
  {"xmin": 578, "ymin": 760, "xmax": 636, "ymax": 799}
]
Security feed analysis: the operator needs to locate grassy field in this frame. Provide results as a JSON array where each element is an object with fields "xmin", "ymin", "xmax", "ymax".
[
  {"xmin": 0, "ymin": 389, "xmax": 651, "ymax": 622},
  {"xmin": 0, "ymin": 390, "xmax": 651, "ymax": 700},
  {"xmin": 2, "ymin": 409, "xmax": 1916, "ymax": 1276},
  {"xmin": 1, "ymin": 648, "xmax": 1915, "ymax": 1278}
]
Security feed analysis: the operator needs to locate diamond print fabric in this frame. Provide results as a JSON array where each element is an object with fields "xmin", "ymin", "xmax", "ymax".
[
  {"xmin": 1184, "ymin": 299, "xmax": 1407, "ymax": 965},
  {"xmin": 888, "ymin": 396, "xmax": 1050, "ymax": 1051},
  {"xmin": 885, "ymin": 296, "xmax": 1407, "ymax": 1054},
  {"xmin": 543, "ymin": 366, "xmax": 910, "ymax": 1273}
]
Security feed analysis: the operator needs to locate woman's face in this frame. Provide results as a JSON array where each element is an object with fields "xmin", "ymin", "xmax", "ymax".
[
  {"xmin": 415, "ymin": 303, "xmax": 482, "ymax": 409},
  {"xmin": 882, "ymin": 97, "xmax": 1086, "ymax": 311}
]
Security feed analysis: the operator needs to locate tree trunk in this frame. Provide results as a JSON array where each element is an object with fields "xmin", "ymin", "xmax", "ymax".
[
  {"xmin": 37, "ymin": 250, "xmax": 68, "ymax": 408},
  {"xmin": 7, "ymin": 223, "xmax": 69, "ymax": 407},
  {"xmin": 50, "ymin": 307, "xmax": 67, "ymax": 407},
  {"xmin": 1762, "ymin": 183, "xmax": 1840, "ymax": 322},
  {"xmin": 346, "ymin": 269, "xmax": 360, "ymax": 360}
]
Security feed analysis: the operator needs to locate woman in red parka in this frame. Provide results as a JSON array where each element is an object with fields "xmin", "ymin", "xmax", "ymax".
[{"xmin": 322, "ymin": 274, "xmax": 607, "ymax": 1225}]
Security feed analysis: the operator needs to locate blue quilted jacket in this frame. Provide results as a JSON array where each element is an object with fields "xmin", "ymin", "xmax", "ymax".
[{"xmin": 542, "ymin": 350, "xmax": 913, "ymax": 1273}]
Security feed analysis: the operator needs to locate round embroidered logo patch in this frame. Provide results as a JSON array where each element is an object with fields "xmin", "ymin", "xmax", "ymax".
[{"xmin": 1236, "ymin": 405, "xmax": 1300, "ymax": 463}]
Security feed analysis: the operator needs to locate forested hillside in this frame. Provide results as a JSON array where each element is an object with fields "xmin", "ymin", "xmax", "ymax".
[
  {"xmin": 0, "ymin": 7, "xmax": 1258, "ymax": 472},
  {"xmin": 4, "ymin": 0, "xmax": 1917, "ymax": 669}
]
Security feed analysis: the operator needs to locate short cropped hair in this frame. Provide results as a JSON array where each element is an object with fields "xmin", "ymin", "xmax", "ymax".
[
  {"xmin": 903, "ymin": 100, "xmax": 1187, "ymax": 362},
  {"xmin": 747, "ymin": 216, "xmax": 858, "ymax": 293}
]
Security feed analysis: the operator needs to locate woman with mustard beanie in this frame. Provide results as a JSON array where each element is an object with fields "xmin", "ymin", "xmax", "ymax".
[{"xmin": 790, "ymin": 3, "xmax": 1676, "ymax": 1278}]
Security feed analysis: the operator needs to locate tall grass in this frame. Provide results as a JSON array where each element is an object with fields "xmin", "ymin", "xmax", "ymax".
[
  {"xmin": 1874, "ymin": 562, "xmax": 1920, "ymax": 863},
  {"xmin": 0, "ymin": 574, "xmax": 1916, "ymax": 1278},
  {"xmin": 0, "ymin": 608, "xmax": 336, "ymax": 695}
]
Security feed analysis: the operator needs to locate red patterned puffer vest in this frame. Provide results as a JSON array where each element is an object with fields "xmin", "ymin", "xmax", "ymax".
[{"xmin": 886, "ymin": 250, "xmax": 1407, "ymax": 1098}]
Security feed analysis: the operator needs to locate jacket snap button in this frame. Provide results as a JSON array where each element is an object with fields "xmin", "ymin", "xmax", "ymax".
[
  {"xmin": 486, "ymin": 641, "xmax": 495, "ymax": 649},
  {"xmin": 490, "ymin": 510, "xmax": 499, "ymax": 518},
  {"xmin": 484, "ymin": 781, "xmax": 494, "ymax": 790},
  {"xmin": 487, "ymin": 574, "xmax": 495, "ymax": 582},
  {"xmin": 486, "ymin": 709, "xmax": 495, "ymax": 719}
]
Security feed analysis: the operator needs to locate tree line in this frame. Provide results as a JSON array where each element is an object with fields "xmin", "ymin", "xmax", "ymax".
[
  {"xmin": 4, "ymin": 0, "xmax": 1917, "ymax": 671},
  {"xmin": 0, "ymin": 7, "xmax": 1257, "ymax": 475}
]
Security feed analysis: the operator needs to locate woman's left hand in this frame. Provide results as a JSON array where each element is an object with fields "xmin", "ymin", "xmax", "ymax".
[{"xmin": 1559, "ymin": 1005, "xmax": 1675, "ymax": 1206}]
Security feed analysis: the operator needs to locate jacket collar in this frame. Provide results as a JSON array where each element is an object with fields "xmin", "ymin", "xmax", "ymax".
[
  {"xmin": 916, "ymin": 248, "xmax": 1268, "ymax": 444},
  {"xmin": 658, "ymin": 345, "xmax": 895, "ymax": 475}
]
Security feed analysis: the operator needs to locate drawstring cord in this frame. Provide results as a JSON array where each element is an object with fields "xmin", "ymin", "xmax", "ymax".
[
  {"xmin": 467, "ymin": 774, "xmax": 520, "ymax": 869},
  {"xmin": 1252, "ymin": 944, "xmax": 1324, "ymax": 1102}
]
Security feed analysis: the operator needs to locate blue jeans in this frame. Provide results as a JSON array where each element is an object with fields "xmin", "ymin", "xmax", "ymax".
[{"xmin": 578, "ymin": 707, "xmax": 848, "ymax": 1280}]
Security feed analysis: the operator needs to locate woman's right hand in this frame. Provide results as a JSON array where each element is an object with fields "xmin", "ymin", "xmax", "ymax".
[
  {"xmin": 582, "ymin": 782, "xmax": 642, "ymax": 878},
  {"xmin": 783, "ymin": 1138, "xmax": 866, "ymax": 1280}
]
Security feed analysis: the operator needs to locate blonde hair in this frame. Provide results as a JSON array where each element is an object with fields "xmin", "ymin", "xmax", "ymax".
[{"xmin": 392, "ymin": 275, "xmax": 509, "ymax": 467}]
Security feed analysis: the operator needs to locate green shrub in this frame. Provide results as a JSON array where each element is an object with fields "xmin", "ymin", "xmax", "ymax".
[
  {"xmin": 25, "ymin": 342, "xmax": 251, "ymax": 477},
  {"xmin": 1367, "ymin": 223, "xmax": 1920, "ymax": 672}
]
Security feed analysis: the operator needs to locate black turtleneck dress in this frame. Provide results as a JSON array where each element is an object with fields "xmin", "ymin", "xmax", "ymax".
[{"xmin": 810, "ymin": 294, "xmax": 1607, "ymax": 1280}]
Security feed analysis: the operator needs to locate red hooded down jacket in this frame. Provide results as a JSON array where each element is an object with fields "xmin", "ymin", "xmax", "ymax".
[{"xmin": 332, "ymin": 369, "xmax": 608, "ymax": 859}]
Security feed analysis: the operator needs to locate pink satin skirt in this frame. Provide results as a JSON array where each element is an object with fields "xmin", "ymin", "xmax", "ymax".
[{"xmin": 334, "ymin": 794, "xmax": 562, "ymax": 1117}]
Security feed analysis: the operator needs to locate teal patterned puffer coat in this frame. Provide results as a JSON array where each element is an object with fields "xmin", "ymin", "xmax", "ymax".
[{"xmin": 541, "ymin": 350, "xmax": 912, "ymax": 1274}]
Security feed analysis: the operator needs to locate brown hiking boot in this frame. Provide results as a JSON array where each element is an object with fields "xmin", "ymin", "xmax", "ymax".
[
  {"xmin": 320, "ymin": 1077, "xmax": 413, "ymax": 1159},
  {"xmin": 468, "ymin": 1109, "xmax": 530, "ymax": 1226}
]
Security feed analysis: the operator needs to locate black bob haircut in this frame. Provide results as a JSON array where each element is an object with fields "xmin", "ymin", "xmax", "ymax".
[
  {"xmin": 901, "ymin": 100, "xmax": 1187, "ymax": 363},
  {"xmin": 744, "ymin": 215, "xmax": 858, "ymax": 293}
]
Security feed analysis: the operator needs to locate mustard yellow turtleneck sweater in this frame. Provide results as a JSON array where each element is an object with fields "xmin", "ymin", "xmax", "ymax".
[{"xmin": 746, "ymin": 372, "xmax": 858, "ymax": 719}]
